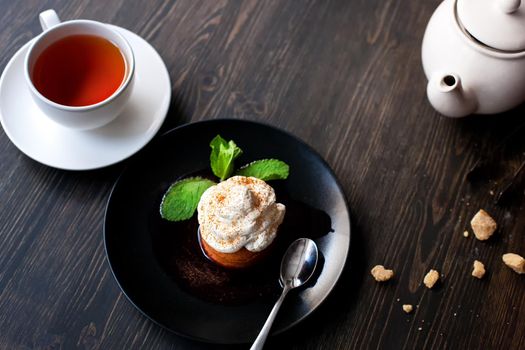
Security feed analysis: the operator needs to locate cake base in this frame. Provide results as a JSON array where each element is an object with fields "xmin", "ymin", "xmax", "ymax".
[{"xmin": 198, "ymin": 233, "xmax": 271, "ymax": 269}]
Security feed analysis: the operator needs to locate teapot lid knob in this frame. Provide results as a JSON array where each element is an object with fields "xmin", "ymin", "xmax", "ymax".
[{"xmin": 499, "ymin": 0, "xmax": 521, "ymax": 14}]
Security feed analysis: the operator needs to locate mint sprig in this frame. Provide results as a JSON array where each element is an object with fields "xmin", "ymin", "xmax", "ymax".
[
  {"xmin": 210, "ymin": 135, "xmax": 243, "ymax": 181},
  {"xmin": 236, "ymin": 159, "xmax": 289, "ymax": 181},
  {"xmin": 160, "ymin": 135, "xmax": 290, "ymax": 222},
  {"xmin": 160, "ymin": 177, "xmax": 216, "ymax": 221}
]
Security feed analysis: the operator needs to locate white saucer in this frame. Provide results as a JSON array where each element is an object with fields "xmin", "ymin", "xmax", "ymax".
[{"xmin": 0, "ymin": 25, "xmax": 171, "ymax": 170}]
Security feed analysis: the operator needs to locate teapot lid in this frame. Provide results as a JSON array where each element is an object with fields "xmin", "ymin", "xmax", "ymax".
[{"xmin": 457, "ymin": 0, "xmax": 525, "ymax": 52}]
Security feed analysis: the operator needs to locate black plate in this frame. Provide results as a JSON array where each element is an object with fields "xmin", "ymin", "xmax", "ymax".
[{"xmin": 104, "ymin": 119, "xmax": 351, "ymax": 344}]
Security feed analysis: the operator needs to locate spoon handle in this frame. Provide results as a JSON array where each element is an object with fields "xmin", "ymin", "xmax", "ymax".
[{"xmin": 250, "ymin": 285, "xmax": 291, "ymax": 350}]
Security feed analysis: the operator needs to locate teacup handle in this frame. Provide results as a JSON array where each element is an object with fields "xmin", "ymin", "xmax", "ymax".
[{"xmin": 39, "ymin": 9, "xmax": 61, "ymax": 31}]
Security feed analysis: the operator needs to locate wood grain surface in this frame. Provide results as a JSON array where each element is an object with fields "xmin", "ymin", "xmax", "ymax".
[{"xmin": 1, "ymin": 0, "xmax": 524, "ymax": 349}]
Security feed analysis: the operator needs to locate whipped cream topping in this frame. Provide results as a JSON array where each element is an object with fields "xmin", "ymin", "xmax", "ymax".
[{"xmin": 197, "ymin": 176, "xmax": 286, "ymax": 253}]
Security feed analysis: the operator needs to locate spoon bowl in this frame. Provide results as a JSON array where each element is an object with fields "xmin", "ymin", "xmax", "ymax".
[{"xmin": 280, "ymin": 238, "xmax": 318, "ymax": 288}]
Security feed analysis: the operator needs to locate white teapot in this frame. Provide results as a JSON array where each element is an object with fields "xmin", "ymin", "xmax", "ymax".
[{"xmin": 422, "ymin": 0, "xmax": 525, "ymax": 117}]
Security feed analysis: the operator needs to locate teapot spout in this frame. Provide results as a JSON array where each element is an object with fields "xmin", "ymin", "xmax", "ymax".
[{"xmin": 426, "ymin": 73, "xmax": 477, "ymax": 118}]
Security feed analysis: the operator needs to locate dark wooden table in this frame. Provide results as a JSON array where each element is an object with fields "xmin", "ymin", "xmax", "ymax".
[{"xmin": 1, "ymin": 0, "xmax": 524, "ymax": 349}]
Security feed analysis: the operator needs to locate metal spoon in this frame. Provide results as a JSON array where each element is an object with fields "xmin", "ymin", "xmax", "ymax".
[{"xmin": 250, "ymin": 238, "xmax": 318, "ymax": 350}]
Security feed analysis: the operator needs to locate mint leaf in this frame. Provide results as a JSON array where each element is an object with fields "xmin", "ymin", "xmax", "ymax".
[
  {"xmin": 209, "ymin": 135, "xmax": 243, "ymax": 181},
  {"xmin": 236, "ymin": 159, "xmax": 289, "ymax": 181},
  {"xmin": 160, "ymin": 177, "xmax": 216, "ymax": 221}
]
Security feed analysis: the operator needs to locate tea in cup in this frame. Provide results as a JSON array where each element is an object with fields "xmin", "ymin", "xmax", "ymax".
[{"xmin": 25, "ymin": 10, "xmax": 135, "ymax": 130}]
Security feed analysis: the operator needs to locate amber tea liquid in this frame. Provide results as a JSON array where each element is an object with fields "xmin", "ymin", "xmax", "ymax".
[{"xmin": 31, "ymin": 34, "xmax": 126, "ymax": 107}]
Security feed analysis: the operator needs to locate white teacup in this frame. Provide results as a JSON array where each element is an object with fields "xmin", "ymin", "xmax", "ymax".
[{"xmin": 25, "ymin": 9, "xmax": 135, "ymax": 130}]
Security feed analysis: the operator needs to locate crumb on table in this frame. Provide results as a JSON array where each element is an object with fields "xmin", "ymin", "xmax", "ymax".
[
  {"xmin": 371, "ymin": 265, "xmax": 394, "ymax": 282},
  {"xmin": 402, "ymin": 304, "xmax": 413, "ymax": 314},
  {"xmin": 470, "ymin": 209, "xmax": 497, "ymax": 241},
  {"xmin": 471, "ymin": 260, "xmax": 486, "ymax": 279},
  {"xmin": 463, "ymin": 230, "xmax": 469, "ymax": 238},
  {"xmin": 423, "ymin": 269, "xmax": 440, "ymax": 288},
  {"xmin": 502, "ymin": 253, "xmax": 525, "ymax": 274}
]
